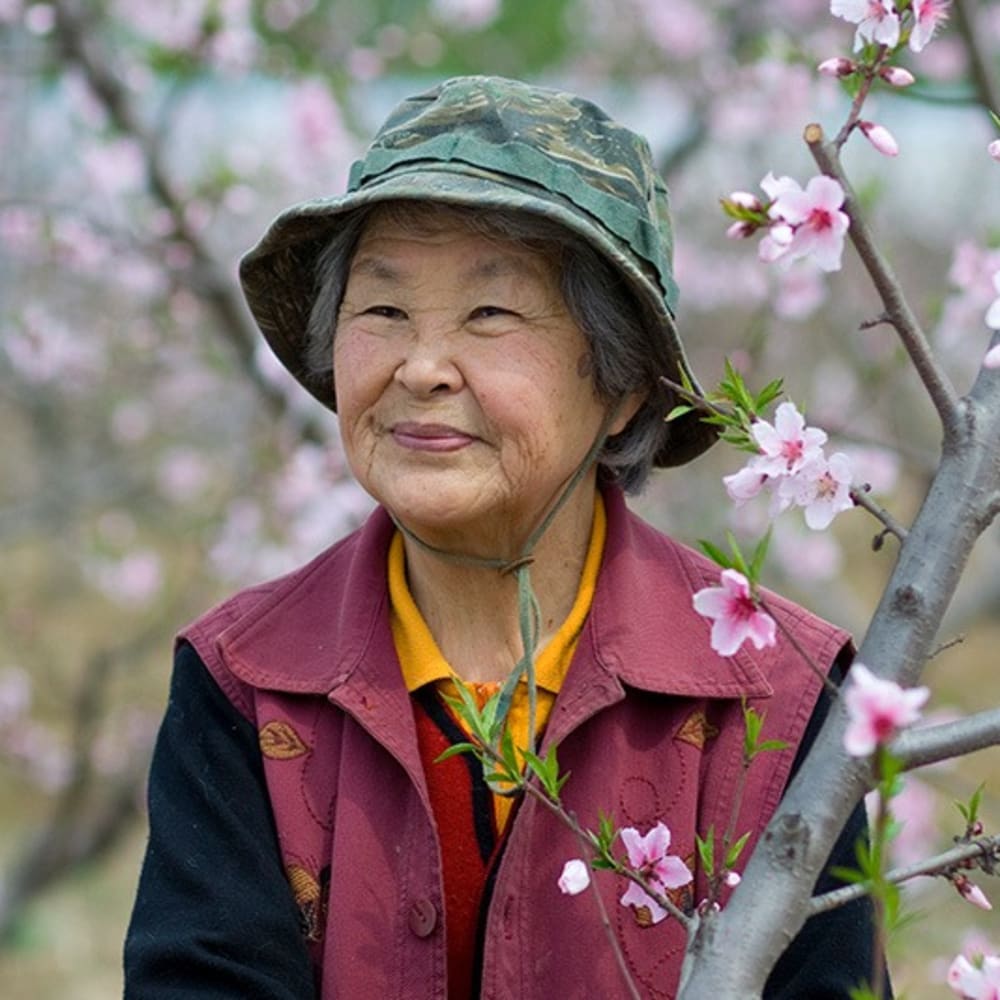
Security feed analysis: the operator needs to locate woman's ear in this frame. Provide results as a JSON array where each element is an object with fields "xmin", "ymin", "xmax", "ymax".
[{"xmin": 608, "ymin": 391, "xmax": 646, "ymax": 436}]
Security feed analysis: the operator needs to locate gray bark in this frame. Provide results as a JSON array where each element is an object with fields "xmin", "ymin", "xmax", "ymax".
[{"xmin": 679, "ymin": 378, "xmax": 1000, "ymax": 997}]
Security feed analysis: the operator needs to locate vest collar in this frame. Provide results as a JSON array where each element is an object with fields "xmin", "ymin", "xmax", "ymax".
[{"xmin": 215, "ymin": 485, "xmax": 772, "ymax": 702}]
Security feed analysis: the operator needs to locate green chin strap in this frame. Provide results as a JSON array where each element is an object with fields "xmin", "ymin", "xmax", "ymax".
[{"xmin": 388, "ymin": 403, "xmax": 623, "ymax": 758}]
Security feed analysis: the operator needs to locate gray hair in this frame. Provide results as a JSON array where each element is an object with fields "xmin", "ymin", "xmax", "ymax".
[{"xmin": 305, "ymin": 202, "xmax": 677, "ymax": 493}]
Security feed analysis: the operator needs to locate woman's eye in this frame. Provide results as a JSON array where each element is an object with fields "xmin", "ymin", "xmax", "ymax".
[
  {"xmin": 363, "ymin": 305, "xmax": 406, "ymax": 320},
  {"xmin": 469, "ymin": 306, "xmax": 514, "ymax": 320}
]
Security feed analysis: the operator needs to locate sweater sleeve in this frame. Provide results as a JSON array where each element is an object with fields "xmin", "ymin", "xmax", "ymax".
[
  {"xmin": 123, "ymin": 642, "xmax": 317, "ymax": 1000},
  {"xmin": 763, "ymin": 655, "xmax": 892, "ymax": 1000}
]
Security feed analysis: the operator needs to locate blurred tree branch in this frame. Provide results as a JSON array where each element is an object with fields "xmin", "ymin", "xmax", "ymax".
[
  {"xmin": 0, "ymin": 622, "xmax": 165, "ymax": 942},
  {"xmin": 48, "ymin": 0, "xmax": 323, "ymax": 441}
]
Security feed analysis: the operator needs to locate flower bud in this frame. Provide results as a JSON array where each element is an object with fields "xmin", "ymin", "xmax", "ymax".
[
  {"xmin": 726, "ymin": 220, "xmax": 757, "ymax": 240},
  {"xmin": 557, "ymin": 858, "xmax": 591, "ymax": 896},
  {"xmin": 727, "ymin": 190, "xmax": 762, "ymax": 211},
  {"xmin": 817, "ymin": 57, "xmax": 855, "ymax": 78},
  {"xmin": 954, "ymin": 875, "xmax": 992, "ymax": 911},
  {"xmin": 983, "ymin": 344, "xmax": 1000, "ymax": 370},
  {"xmin": 879, "ymin": 66, "xmax": 915, "ymax": 87},
  {"xmin": 859, "ymin": 120, "xmax": 899, "ymax": 157},
  {"xmin": 989, "ymin": 139, "xmax": 1000, "ymax": 163},
  {"xmin": 724, "ymin": 871, "xmax": 742, "ymax": 887}
]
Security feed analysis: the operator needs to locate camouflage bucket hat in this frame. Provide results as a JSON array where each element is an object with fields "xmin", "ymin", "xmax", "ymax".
[{"xmin": 240, "ymin": 75, "xmax": 715, "ymax": 467}]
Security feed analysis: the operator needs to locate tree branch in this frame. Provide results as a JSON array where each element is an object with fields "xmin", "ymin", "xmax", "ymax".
[
  {"xmin": 48, "ymin": 0, "xmax": 323, "ymax": 440},
  {"xmin": 849, "ymin": 486, "xmax": 909, "ymax": 544},
  {"xmin": 894, "ymin": 709, "xmax": 1000, "ymax": 771},
  {"xmin": 804, "ymin": 123, "xmax": 963, "ymax": 441},
  {"xmin": 809, "ymin": 833, "xmax": 1000, "ymax": 916},
  {"xmin": 678, "ymin": 360, "xmax": 1000, "ymax": 997},
  {"xmin": 951, "ymin": 0, "xmax": 1000, "ymax": 117}
]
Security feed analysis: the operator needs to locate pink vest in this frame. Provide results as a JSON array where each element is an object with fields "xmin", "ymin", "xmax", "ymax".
[{"xmin": 181, "ymin": 487, "xmax": 849, "ymax": 999}]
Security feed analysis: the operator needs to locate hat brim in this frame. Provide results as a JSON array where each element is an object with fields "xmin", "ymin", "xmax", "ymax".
[{"xmin": 239, "ymin": 166, "xmax": 716, "ymax": 467}]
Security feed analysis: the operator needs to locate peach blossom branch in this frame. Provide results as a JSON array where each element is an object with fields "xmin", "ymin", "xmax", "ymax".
[{"xmin": 805, "ymin": 123, "xmax": 963, "ymax": 440}]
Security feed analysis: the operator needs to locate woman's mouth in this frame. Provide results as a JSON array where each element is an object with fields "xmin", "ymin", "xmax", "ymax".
[{"xmin": 390, "ymin": 422, "xmax": 477, "ymax": 453}]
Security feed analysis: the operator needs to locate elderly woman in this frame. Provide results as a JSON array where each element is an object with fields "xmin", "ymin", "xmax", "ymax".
[{"xmin": 125, "ymin": 77, "xmax": 879, "ymax": 999}]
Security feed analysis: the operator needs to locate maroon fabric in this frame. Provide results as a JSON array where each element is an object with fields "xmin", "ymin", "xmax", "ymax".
[{"xmin": 180, "ymin": 485, "xmax": 851, "ymax": 999}]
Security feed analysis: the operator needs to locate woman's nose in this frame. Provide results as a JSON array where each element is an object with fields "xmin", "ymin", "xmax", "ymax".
[{"xmin": 393, "ymin": 324, "xmax": 464, "ymax": 397}]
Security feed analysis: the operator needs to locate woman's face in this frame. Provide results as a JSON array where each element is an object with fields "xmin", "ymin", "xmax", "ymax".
[{"xmin": 333, "ymin": 212, "xmax": 635, "ymax": 553}]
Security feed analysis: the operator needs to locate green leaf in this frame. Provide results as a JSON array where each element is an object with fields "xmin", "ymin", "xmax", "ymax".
[
  {"xmin": 755, "ymin": 739, "xmax": 789, "ymax": 754},
  {"xmin": 666, "ymin": 404, "xmax": 694, "ymax": 422},
  {"xmin": 725, "ymin": 831, "xmax": 751, "ymax": 869},
  {"xmin": 829, "ymin": 865, "xmax": 867, "ymax": 886},
  {"xmin": 433, "ymin": 742, "xmax": 481, "ymax": 763},
  {"xmin": 990, "ymin": 109, "xmax": 1000, "ymax": 131},
  {"xmin": 749, "ymin": 528, "xmax": 772, "ymax": 583},
  {"xmin": 698, "ymin": 539, "xmax": 733, "ymax": 570},
  {"xmin": 957, "ymin": 782, "xmax": 987, "ymax": 826},
  {"xmin": 725, "ymin": 531, "xmax": 751, "ymax": 579},
  {"xmin": 696, "ymin": 828, "xmax": 715, "ymax": 877},
  {"xmin": 753, "ymin": 378, "xmax": 784, "ymax": 413}
]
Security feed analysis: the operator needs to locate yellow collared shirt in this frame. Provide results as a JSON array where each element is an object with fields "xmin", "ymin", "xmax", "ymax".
[{"xmin": 389, "ymin": 496, "xmax": 606, "ymax": 831}]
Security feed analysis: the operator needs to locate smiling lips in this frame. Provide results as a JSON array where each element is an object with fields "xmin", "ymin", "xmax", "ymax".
[{"xmin": 390, "ymin": 421, "xmax": 477, "ymax": 453}]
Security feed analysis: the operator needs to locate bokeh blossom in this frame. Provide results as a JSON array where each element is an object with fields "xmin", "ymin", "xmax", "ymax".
[
  {"xmin": 948, "ymin": 950, "xmax": 1000, "ymax": 999},
  {"xmin": 986, "ymin": 271, "xmax": 1000, "ymax": 329},
  {"xmin": 910, "ymin": 0, "xmax": 950, "ymax": 52},
  {"xmin": 619, "ymin": 823, "xmax": 692, "ymax": 925},
  {"xmin": 692, "ymin": 569, "xmax": 778, "ymax": 657},
  {"xmin": 843, "ymin": 663, "xmax": 930, "ymax": 757}
]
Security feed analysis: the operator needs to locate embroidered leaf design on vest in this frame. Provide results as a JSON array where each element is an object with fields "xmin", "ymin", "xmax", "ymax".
[
  {"xmin": 259, "ymin": 720, "xmax": 310, "ymax": 759},
  {"xmin": 287, "ymin": 864, "xmax": 325, "ymax": 942},
  {"xmin": 287, "ymin": 864, "xmax": 321, "ymax": 905},
  {"xmin": 673, "ymin": 709, "xmax": 719, "ymax": 750}
]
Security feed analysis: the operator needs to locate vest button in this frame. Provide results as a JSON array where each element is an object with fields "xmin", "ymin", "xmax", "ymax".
[{"xmin": 407, "ymin": 898, "xmax": 438, "ymax": 938}]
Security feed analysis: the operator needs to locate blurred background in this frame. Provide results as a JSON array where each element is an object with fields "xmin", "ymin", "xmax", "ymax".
[{"xmin": 1, "ymin": 0, "xmax": 999, "ymax": 996}]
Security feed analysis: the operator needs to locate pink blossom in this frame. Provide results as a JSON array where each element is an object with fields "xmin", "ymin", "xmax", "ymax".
[
  {"xmin": 830, "ymin": 0, "xmax": 901, "ymax": 51},
  {"xmin": 723, "ymin": 463, "xmax": 769, "ymax": 504},
  {"xmin": 692, "ymin": 569, "xmax": 778, "ymax": 657},
  {"xmin": 787, "ymin": 452, "xmax": 855, "ymax": 530},
  {"xmin": 910, "ymin": 0, "xmax": 950, "ymax": 53},
  {"xmin": 859, "ymin": 120, "xmax": 899, "ymax": 156},
  {"xmin": 990, "ymin": 140, "xmax": 1000, "ymax": 163},
  {"xmin": 557, "ymin": 858, "xmax": 591, "ymax": 895},
  {"xmin": 724, "ymin": 871, "xmax": 742, "ymax": 887},
  {"xmin": 879, "ymin": 65, "xmax": 915, "ymax": 86},
  {"xmin": 986, "ymin": 272, "xmax": 1000, "ymax": 329},
  {"xmin": 948, "ymin": 952, "xmax": 1000, "ymax": 999},
  {"xmin": 983, "ymin": 345, "xmax": 1000, "ymax": 370},
  {"xmin": 954, "ymin": 876, "xmax": 993, "ymax": 912},
  {"xmin": 752, "ymin": 401, "xmax": 828, "ymax": 477},
  {"xmin": 619, "ymin": 822, "xmax": 692, "ymax": 925},
  {"xmin": 764, "ymin": 174, "xmax": 849, "ymax": 272},
  {"xmin": 843, "ymin": 663, "xmax": 930, "ymax": 757}
]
